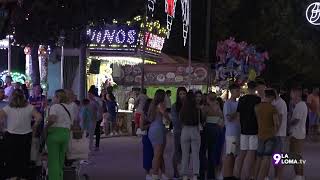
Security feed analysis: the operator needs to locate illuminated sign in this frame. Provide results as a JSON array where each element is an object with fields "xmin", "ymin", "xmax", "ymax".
[
  {"xmin": 87, "ymin": 23, "xmax": 165, "ymax": 55},
  {"xmin": 0, "ymin": 38, "xmax": 9, "ymax": 49},
  {"xmin": 145, "ymin": 32, "xmax": 165, "ymax": 52},
  {"xmin": 87, "ymin": 25, "xmax": 139, "ymax": 49},
  {"xmin": 306, "ymin": 2, "xmax": 320, "ymax": 25}
]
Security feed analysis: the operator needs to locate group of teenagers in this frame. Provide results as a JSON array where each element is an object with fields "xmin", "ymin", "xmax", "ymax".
[
  {"xmin": 0, "ymin": 77, "xmax": 119, "ymax": 180},
  {"xmin": 138, "ymin": 81, "xmax": 308, "ymax": 180}
]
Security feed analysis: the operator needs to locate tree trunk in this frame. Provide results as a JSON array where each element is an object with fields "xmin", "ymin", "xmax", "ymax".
[{"xmin": 31, "ymin": 44, "xmax": 40, "ymax": 85}]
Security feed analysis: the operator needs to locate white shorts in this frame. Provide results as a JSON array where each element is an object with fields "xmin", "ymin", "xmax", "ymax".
[
  {"xmin": 225, "ymin": 136, "xmax": 240, "ymax": 155},
  {"xmin": 240, "ymin": 134, "xmax": 258, "ymax": 150}
]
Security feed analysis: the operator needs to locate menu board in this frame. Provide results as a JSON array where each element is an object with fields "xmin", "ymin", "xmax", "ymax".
[{"xmin": 115, "ymin": 63, "xmax": 209, "ymax": 85}]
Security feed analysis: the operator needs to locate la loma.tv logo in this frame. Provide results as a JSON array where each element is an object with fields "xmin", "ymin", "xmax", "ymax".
[{"xmin": 273, "ymin": 153, "xmax": 306, "ymax": 165}]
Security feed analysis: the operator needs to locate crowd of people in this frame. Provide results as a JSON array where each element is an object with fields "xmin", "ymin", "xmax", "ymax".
[
  {"xmin": 139, "ymin": 80, "xmax": 316, "ymax": 180},
  {"xmin": 0, "ymin": 75, "xmax": 118, "ymax": 180},
  {"xmin": 0, "ymin": 74, "xmax": 318, "ymax": 180}
]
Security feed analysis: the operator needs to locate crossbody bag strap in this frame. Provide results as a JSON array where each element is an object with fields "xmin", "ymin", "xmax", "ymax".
[{"xmin": 60, "ymin": 103, "xmax": 72, "ymax": 122}]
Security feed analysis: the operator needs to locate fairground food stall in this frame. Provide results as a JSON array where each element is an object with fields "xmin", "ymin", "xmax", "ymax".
[{"xmin": 85, "ymin": 16, "xmax": 167, "ymax": 135}]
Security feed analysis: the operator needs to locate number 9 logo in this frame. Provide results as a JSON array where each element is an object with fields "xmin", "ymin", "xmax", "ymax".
[{"xmin": 273, "ymin": 154, "xmax": 281, "ymax": 165}]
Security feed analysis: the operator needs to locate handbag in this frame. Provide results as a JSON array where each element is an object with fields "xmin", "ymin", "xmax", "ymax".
[{"xmin": 60, "ymin": 104, "xmax": 83, "ymax": 139}]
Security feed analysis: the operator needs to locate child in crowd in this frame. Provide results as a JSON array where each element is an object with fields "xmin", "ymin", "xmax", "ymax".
[{"xmin": 80, "ymin": 99, "xmax": 94, "ymax": 149}]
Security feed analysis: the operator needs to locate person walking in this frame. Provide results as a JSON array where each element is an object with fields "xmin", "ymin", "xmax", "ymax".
[
  {"xmin": 223, "ymin": 84, "xmax": 241, "ymax": 180},
  {"xmin": 147, "ymin": 89, "xmax": 170, "ymax": 180},
  {"xmin": 254, "ymin": 89, "xmax": 279, "ymax": 180},
  {"xmin": 234, "ymin": 81, "xmax": 261, "ymax": 180},
  {"xmin": 202, "ymin": 92, "xmax": 225, "ymax": 180},
  {"xmin": 307, "ymin": 88, "xmax": 320, "ymax": 141},
  {"xmin": 180, "ymin": 92, "xmax": 201, "ymax": 180},
  {"xmin": 4, "ymin": 76, "xmax": 14, "ymax": 100},
  {"xmin": 46, "ymin": 89, "xmax": 74, "ymax": 180},
  {"xmin": 87, "ymin": 89, "xmax": 99, "ymax": 151},
  {"xmin": 171, "ymin": 87, "xmax": 187, "ymax": 179},
  {"xmin": 80, "ymin": 99, "xmax": 94, "ymax": 142},
  {"xmin": 289, "ymin": 86, "xmax": 308, "ymax": 180},
  {"xmin": 105, "ymin": 93, "xmax": 118, "ymax": 136},
  {"xmin": 272, "ymin": 87, "xmax": 288, "ymax": 180},
  {"xmin": 0, "ymin": 89, "xmax": 42, "ymax": 179},
  {"xmin": 135, "ymin": 89, "xmax": 148, "ymax": 135},
  {"xmin": 140, "ymin": 98, "xmax": 154, "ymax": 180}
]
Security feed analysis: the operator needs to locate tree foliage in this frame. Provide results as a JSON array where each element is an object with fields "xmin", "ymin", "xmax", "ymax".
[{"xmin": 213, "ymin": 0, "xmax": 320, "ymax": 85}]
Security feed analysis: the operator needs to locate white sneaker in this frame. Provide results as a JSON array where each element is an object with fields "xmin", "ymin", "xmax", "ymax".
[
  {"xmin": 136, "ymin": 128, "xmax": 143, "ymax": 135},
  {"xmin": 182, "ymin": 176, "xmax": 188, "ymax": 180},
  {"xmin": 146, "ymin": 174, "xmax": 153, "ymax": 180},
  {"xmin": 294, "ymin": 176, "xmax": 305, "ymax": 180},
  {"xmin": 109, "ymin": 132, "xmax": 114, "ymax": 136},
  {"xmin": 152, "ymin": 174, "xmax": 160, "ymax": 180},
  {"xmin": 161, "ymin": 174, "xmax": 170, "ymax": 180},
  {"xmin": 114, "ymin": 132, "xmax": 118, "ymax": 136}
]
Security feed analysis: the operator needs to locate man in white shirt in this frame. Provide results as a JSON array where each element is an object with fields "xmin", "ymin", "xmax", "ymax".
[
  {"xmin": 134, "ymin": 89, "xmax": 148, "ymax": 135},
  {"xmin": 272, "ymin": 87, "xmax": 288, "ymax": 180},
  {"xmin": 289, "ymin": 86, "xmax": 308, "ymax": 180},
  {"xmin": 4, "ymin": 76, "xmax": 14, "ymax": 100}
]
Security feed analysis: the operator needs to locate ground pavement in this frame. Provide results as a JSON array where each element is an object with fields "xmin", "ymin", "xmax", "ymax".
[{"xmin": 83, "ymin": 134, "xmax": 320, "ymax": 180}]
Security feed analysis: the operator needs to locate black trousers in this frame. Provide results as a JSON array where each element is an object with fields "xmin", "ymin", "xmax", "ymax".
[
  {"xmin": 95, "ymin": 120, "xmax": 102, "ymax": 148},
  {"xmin": 4, "ymin": 132, "xmax": 32, "ymax": 179}
]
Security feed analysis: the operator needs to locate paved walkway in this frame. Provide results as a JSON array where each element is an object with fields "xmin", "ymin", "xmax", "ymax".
[{"xmin": 83, "ymin": 135, "xmax": 320, "ymax": 180}]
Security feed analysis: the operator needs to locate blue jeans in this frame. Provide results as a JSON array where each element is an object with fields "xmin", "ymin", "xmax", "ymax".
[{"xmin": 142, "ymin": 134, "xmax": 154, "ymax": 172}]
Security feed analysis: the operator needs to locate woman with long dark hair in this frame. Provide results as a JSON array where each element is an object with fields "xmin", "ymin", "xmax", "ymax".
[
  {"xmin": 0, "ymin": 89, "xmax": 42, "ymax": 179},
  {"xmin": 171, "ymin": 87, "xmax": 187, "ymax": 179},
  {"xmin": 147, "ymin": 89, "xmax": 171, "ymax": 180},
  {"xmin": 180, "ymin": 92, "xmax": 202, "ymax": 180},
  {"xmin": 202, "ymin": 92, "xmax": 225, "ymax": 180}
]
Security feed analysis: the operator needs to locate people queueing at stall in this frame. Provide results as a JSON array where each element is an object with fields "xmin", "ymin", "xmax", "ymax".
[
  {"xmin": 0, "ymin": 75, "xmax": 316, "ymax": 180},
  {"xmin": 141, "ymin": 82, "xmax": 311, "ymax": 180}
]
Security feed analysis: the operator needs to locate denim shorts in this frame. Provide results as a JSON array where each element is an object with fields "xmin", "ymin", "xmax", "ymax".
[{"xmin": 257, "ymin": 137, "xmax": 277, "ymax": 156}]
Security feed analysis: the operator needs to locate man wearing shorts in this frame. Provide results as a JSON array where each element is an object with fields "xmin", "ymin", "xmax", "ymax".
[
  {"xmin": 254, "ymin": 89, "xmax": 279, "ymax": 180},
  {"xmin": 134, "ymin": 89, "xmax": 148, "ymax": 135},
  {"xmin": 234, "ymin": 81, "xmax": 261, "ymax": 180},
  {"xmin": 272, "ymin": 87, "xmax": 288, "ymax": 180},
  {"xmin": 223, "ymin": 84, "xmax": 241, "ymax": 180},
  {"xmin": 289, "ymin": 86, "xmax": 308, "ymax": 180}
]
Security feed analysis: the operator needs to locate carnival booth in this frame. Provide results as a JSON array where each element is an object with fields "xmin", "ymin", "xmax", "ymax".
[{"xmin": 85, "ymin": 16, "xmax": 167, "ymax": 135}]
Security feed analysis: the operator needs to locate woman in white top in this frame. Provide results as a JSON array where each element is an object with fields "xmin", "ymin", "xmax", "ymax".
[
  {"xmin": 0, "ymin": 89, "xmax": 42, "ymax": 179},
  {"xmin": 46, "ymin": 89, "xmax": 74, "ymax": 180}
]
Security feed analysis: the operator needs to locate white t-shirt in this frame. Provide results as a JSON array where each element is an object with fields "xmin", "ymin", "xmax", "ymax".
[
  {"xmin": 49, "ymin": 103, "xmax": 74, "ymax": 129},
  {"xmin": 69, "ymin": 102, "xmax": 79, "ymax": 122},
  {"xmin": 272, "ymin": 97, "xmax": 288, "ymax": 136},
  {"xmin": 290, "ymin": 101, "xmax": 308, "ymax": 139},
  {"xmin": 3, "ymin": 104, "xmax": 34, "ymax": 134},
  {"xmin": 135, "ymin": 94, "xmax": 148, "ymax": 113},
  {"xmin": 4, "ymin": 85, "xmax": 14, "ymax": 100}
]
